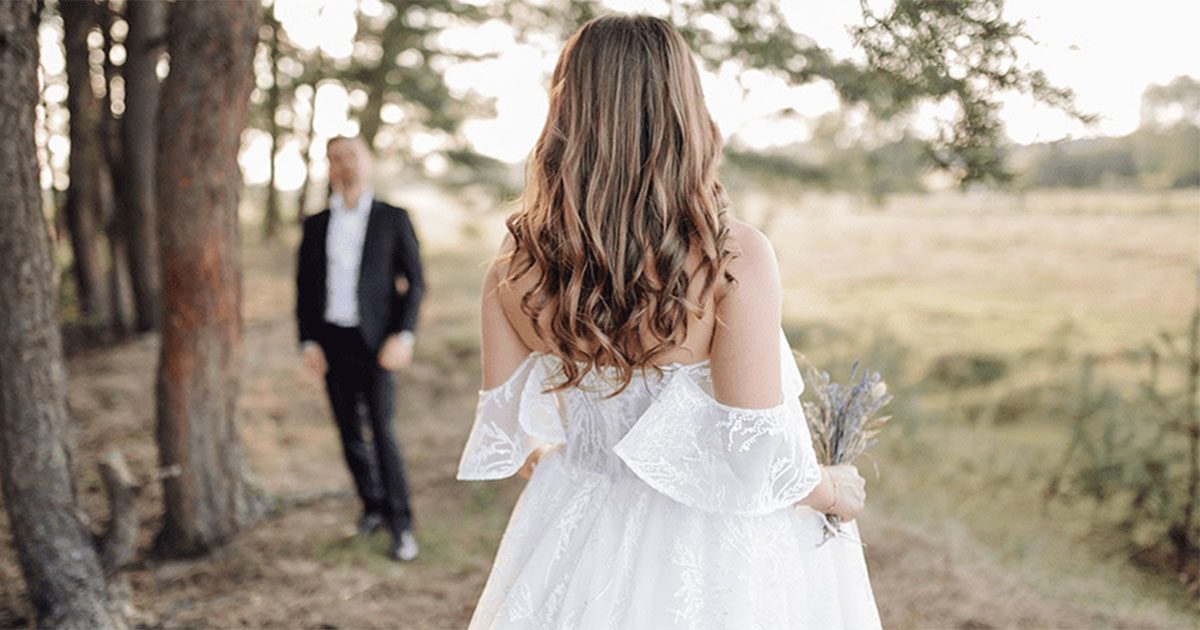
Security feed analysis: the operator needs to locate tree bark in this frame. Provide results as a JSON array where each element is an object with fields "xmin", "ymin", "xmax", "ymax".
[
  {"xmin": 104, "ymin": 175, "xmax": 136, "ymax": 338},
  {"xmin": 295, "ymin": 52, "xmax": 322, "ymax": 222},
  {"xmin": 0, "ymin": 2, "xmax": 124, "ymax": 626},
  {"xmin": 154, "ymin": 0, "xmax": 265, "ymax": 557},
  {"xmin": 262, "ymin": 18, "xmax": 282, "ymax": 240},
  {"xmin": 61, "ymin": 0, "xmax": 113, "ymax": 331},
  {"xmin": 37, "ymin": 63, "xmax": 64, "ymax": 244},
  {"xmin": 97, "ymin": 451, "xmax": 141, "ymax": 614},
  {"xmin": 120, "ymin": 0, "xmax": 165, "ymax": 331}
]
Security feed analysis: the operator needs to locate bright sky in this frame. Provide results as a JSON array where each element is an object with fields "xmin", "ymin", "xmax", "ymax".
[{"xmin": 244, "ymin": 0, "xmax": 1200, "ymax": 184}]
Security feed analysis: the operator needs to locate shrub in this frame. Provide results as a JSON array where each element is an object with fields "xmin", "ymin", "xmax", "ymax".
[
  {"xmin": 1043, "ymin": 309, "xmax": 1200, "ymax": 597},
  {"xmin": 926, "ymin": 352, "xmax": 1009, "ymax": 388}
]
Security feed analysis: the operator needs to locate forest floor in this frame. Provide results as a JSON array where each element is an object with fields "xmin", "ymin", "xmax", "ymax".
[{"xmin": 2, "ymin": 192, "xmax": 1198, "ymax": 629}]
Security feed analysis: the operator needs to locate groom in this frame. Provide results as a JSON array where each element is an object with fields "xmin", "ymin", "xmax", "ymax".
[{"xmin": 295, "ymin": 135, "xmax": 425, "ymax": 561}]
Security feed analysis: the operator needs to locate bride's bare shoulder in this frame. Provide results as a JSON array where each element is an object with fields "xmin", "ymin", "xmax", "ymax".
[
  {"xmin": 486, "ymin": 234, "xmax": 535, "ymax": 301},
  {"xmin": 484, "ymin": 233, "xmax": 550, "ymax": 352},
  {"xmin": 709, "ymin": 217, "xmax": 783, "ymax": 406},
  {"xmin": 484, "ymin": 233, "xmax": 531, "ymax": 291},
  {"xmin": 720, "ymin": 217, "xmax": 781, "ymax": 302},
  {"xmin": 481, "ymin": 234, "xmax": 509, "ymax": 297}
]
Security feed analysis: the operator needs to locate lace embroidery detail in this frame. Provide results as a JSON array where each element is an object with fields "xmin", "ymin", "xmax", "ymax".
[
  {"xmin": 611, "ymin": 372, "xmax": 823, "ymax": 516},
  {"xmin": 457, "ymin": 355, "xmax": 567, "ymax": 480},
  {"xmin": 716, "ymin": 406, "xmax": 789, "ymax": 452},
  {"xmin": 458, "ymin": 329, "xmax": 881, "ymax": 630}
]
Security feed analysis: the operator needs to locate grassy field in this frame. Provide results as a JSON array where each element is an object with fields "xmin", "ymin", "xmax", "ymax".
[
  {"xmin": 394, "ymin": 184, "xmax": 1200, "ymax": 625},
  {"xmin": 748, "ymin": 187, "xmax": 1200, "ymax": 625},
  {"xmin": 1, "ymin": 187, "xmax": 1197, "ymax": 628}
]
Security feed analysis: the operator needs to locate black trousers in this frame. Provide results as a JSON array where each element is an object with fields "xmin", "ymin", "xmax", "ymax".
[{"xmin": 319, "ymin": 323, "xmax": 413, "ymax": 533}]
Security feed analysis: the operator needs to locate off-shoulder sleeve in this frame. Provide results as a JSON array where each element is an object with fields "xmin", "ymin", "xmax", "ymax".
[
  {"xmin": 612, "ymin": 330, "xmax": 822, "ymax": 515},
  {"xmin": 457, "ymin": 354, "xmax": 567, "ymax": 481}
]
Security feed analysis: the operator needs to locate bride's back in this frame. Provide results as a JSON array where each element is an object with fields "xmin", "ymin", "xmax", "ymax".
[
  {"xmin": 480, "ymin": 14, "xmax": 786, "ymax": 411},
  {"xmin": 493, "ymin": 247, "xmax": 719, "ymax": 369}
]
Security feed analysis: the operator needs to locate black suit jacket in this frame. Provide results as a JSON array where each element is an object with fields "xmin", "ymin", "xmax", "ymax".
[{"xmin": 296, "ymin": 199, "xmax": 425, "ymax": 353}]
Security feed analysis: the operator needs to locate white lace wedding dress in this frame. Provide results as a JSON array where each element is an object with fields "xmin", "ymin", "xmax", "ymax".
[{"xmin": 457, "ymin": 330, "xmax": 881, "ymax": 629}]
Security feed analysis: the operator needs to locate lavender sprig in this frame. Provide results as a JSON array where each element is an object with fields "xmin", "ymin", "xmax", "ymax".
[{"xmin": 795, "ymin": 351, "xmax": 893, "ymax": 545}]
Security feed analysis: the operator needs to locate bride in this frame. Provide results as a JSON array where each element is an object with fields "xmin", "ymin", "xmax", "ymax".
[{"xmin": 457, "ymin": 14, "xmax": 881, "ymax": 629}]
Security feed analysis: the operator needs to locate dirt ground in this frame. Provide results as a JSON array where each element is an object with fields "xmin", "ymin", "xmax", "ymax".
[{"xmin": 0, "ymin": 235, "xmax": 1189, "ymax": 629}]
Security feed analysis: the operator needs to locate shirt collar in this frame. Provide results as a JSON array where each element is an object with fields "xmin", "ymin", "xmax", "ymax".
[{"xmin": 330, "ymin": 189, "xmax": 374, "ymax": 216}]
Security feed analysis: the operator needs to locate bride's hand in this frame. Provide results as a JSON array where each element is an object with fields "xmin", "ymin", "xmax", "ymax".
[
  {"xmin": 823, "ymin": 464, "xmax": 866, "ymax": 521},
  {"xmin": 516, "ymin": 445, "xmax": 555, "ymax": 480}
]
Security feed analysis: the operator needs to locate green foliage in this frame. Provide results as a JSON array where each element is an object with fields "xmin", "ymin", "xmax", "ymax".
[
  {"xmin": 849, "ymin": 0, "xmax": 1092, "ymax": 185},
  {"xmin": 1021, "ymin": 138, "xmax": 1139, "ymax": 189},
  {"xmin": 255, "ymin": 0, "xmax": 1089, "ymax": 191},
  {"xmin": 816, "ymin": 125, "xmax": 931, "ymax": 203},
  {"xmin": 1140, "ymin": 75, "xmax": 1200, "ymax": 131},
  {"xmin": 255, "ymin": 0, "xmax": 516, "ymax": 160},
  {"xmin": 1016, "ymin": 125, "xmax": 1199, "ymax": 190},
  {"xmin": 1131, "ymin": 122, "xmax": 1200, "ymax": 190},
  {"xmin": 678, "ymin": 0, "xmax": 1089, "ymax": 186},
  {"xmin": 721, "ymin": 114, "xmax": 930, "ymax": 206},
  {"xmin": 723, "ymin": 148, "xmax": 831, "ymax": 186},
  {"xmin": 340, "ymin": 1, "xmax": 504, "ymax": 144},
  {"xmin": 441, "ymin": 148, "xmax": 522, "ymax": 198},
  {"xmin": 1043, "ymin": 311, "xmax": 1200, "ymax": 591},
  {"xmin": 926, "ymin": 352, "xmax": 1009, "ymax": 388},
  {"xmin": 988, "ymin": 384, "xmax": 1059, "ymax": 426}
]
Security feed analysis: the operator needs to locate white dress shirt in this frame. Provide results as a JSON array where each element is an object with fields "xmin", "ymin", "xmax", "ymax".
[{"xmin": 324, "ymin": 190, "xmax": 373, "ymax": 327}]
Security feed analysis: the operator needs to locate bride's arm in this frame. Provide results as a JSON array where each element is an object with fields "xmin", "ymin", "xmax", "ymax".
[
  {"xmin": 709, "ymin": 220, "xmax": 862, "ymax": 519},
  {"xmin": 480, "ymin": 240, "xmax": 533, "ymax": 390},
  {"xmin": 709, "ymin": 221, "xmax": 784, "ymax": 408},
  {"xmin": 479, "ymin": 239, "xmax": 550, "ymax": 479}
]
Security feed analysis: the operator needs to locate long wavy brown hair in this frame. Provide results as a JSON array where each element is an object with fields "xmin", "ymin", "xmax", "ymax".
[{"xmin": 503, "ymin": 14, "xmax": 734, "ymax": 393}]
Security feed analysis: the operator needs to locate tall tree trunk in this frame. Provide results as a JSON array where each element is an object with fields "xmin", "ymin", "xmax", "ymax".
[
  {"xmin": 37, "ymin": 62, "xmax": 62, "ymax": 244},
  {"xmin": 154, "ymin": 0, "xmax": 265, "ymax": 557},
  {"xmin": 120, "ymin": 0, "xmax": 165, "ymax": 331},
  {"xmin": 103, "ymin": 174, "xmax": 136, "ymax": 337},
  {"xmin": 295, "ymin": 52, "xmax": 322, "ymax": 223},
  {"xmin": 295, "ymin": 129, "xmax": 315, "ymax": 220},
  {"xmin": 358, "ymin": 6, "xmax": 417, "ymax": 151},
  {"xmin": 359, "ymin": 73, "xmax": 385, "ymax": 150},
  {"xmin": 262, "ymin": 18, "xmax": 281, "ymax": 241},
  {"xmin": 100, "ymin": 0, "xmax": 135, "ymax": 338},
  {"xmin": 61, "ymin": 0, "xmax": 113, "ymax": 331},
  {"xmin": 0, "ymin": 2, "xmax": 124, "ymax": 627}
]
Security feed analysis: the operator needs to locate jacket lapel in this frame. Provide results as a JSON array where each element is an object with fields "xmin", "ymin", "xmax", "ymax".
[
  {"xmin": 359, "ymin": 199, "xmax": 385, "ymax": 289},
  {"xmin": 313, "ymin": 211, "xmax": 330, "ymax": 280}
]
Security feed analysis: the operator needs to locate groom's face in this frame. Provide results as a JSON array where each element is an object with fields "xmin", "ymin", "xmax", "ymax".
[{"xmin": 327, "ymin": 137, "xmax": 372, "ymax": 194}]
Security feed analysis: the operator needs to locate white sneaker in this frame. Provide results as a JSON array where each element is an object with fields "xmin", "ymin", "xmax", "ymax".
[{"xmin": 388, "ymin": 530, "xmax": 418, "ymax": 562}]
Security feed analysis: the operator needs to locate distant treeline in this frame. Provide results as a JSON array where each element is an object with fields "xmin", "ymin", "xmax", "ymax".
[
  {"xmin": 724, "ymin": 76, "xmax": 1200, "ymax": 197},
  {"xmin": 1012, "ymin": 124, "xmax": 1200, "ymax": 190}
]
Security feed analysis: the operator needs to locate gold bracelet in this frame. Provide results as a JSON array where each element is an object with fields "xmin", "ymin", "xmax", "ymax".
[{"xmin": 827, "ymin": 478, "xmax": 839, "ymax": 513}]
